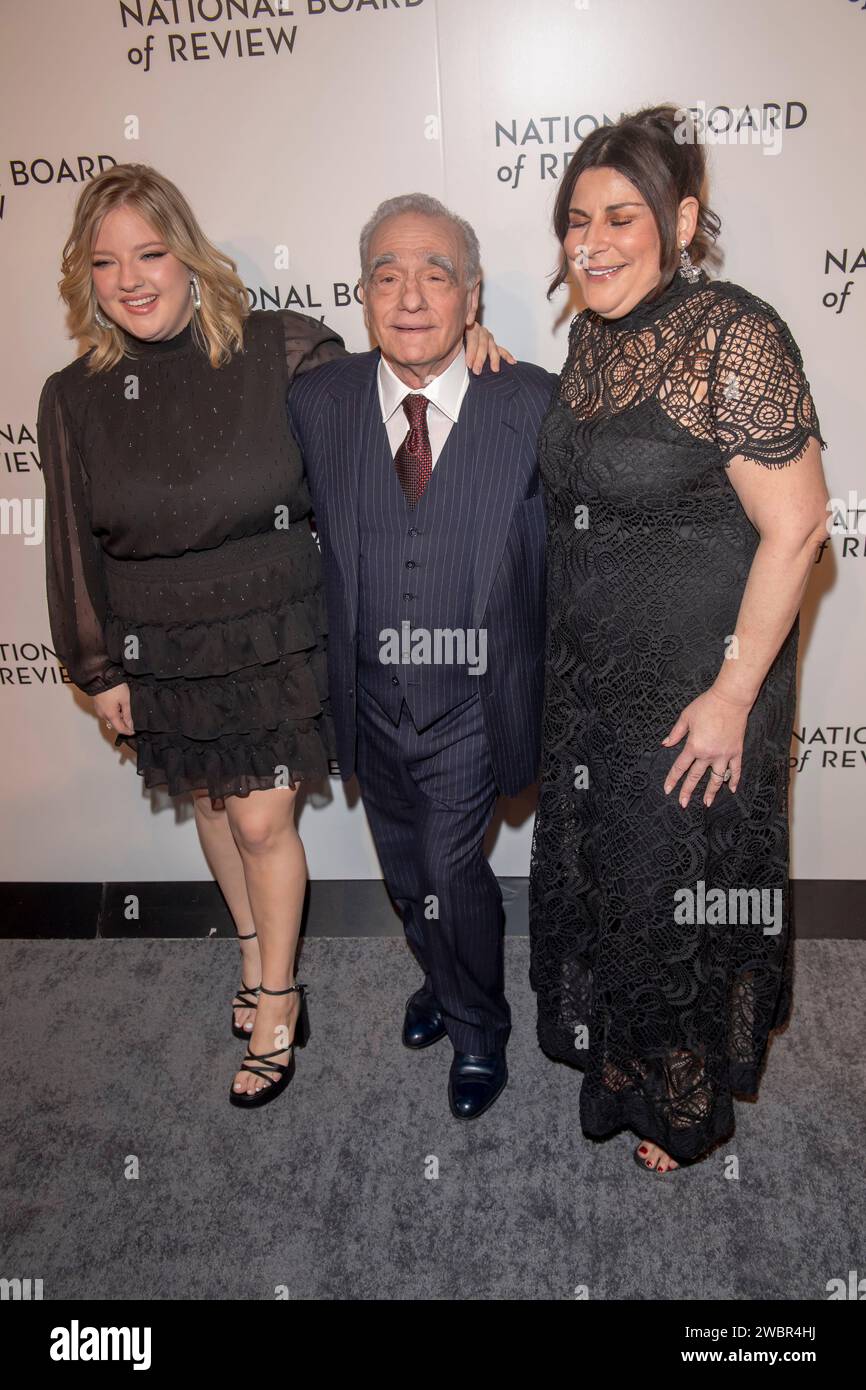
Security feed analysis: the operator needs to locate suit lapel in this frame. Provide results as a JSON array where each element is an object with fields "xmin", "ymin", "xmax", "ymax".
[
  {"xmin": 461, "ymin": 370, "xmax": 526, "ymax": 628},
  {"xmin": 321, "ymin": 350, "xmax": 379, "ymax": 638}
]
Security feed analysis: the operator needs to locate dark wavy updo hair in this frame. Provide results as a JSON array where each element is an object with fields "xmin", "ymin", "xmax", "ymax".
[{"xmin": 548, "ymin": 103, "xmax": 722, "ymax": 300}]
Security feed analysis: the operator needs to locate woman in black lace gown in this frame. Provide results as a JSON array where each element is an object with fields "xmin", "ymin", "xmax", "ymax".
[{"xmin": 528, "ymin": 107, "xmax": 829, "ymax": 1172}]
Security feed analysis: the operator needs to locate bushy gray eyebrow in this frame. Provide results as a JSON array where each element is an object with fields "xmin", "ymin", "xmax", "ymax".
[
  {"xmin": 427, "ymin": 254, "xmax": 457, "ymax": 280},
  {"xmin": 368, "ymin": 252, "xmax": 458, "ymax": 281}
]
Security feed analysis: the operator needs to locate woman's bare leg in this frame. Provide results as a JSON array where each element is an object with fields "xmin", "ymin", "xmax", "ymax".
[
  {"xmin": 192, "ymin": 791, "xmax": 261, "ymax": 1033},
  {"xmin": 223, "ymin": 787, "xmax": 307, "ymax": 1097}
]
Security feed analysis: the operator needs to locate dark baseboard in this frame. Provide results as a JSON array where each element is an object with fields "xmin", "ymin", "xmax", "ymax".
[{"xmin": 0, "ymin": 879, "xmax": 864, "ymax": 940}]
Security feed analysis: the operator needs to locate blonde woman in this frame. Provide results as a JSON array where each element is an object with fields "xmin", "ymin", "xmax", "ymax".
[{"xmin": 37, "ymin": 164, "xmax": 503, "ymax": 1108}]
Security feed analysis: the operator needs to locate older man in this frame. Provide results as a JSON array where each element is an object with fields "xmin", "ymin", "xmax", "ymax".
[{"xmin": 288, "ymin": 194, "xmax": 555, "ymax": 1119}]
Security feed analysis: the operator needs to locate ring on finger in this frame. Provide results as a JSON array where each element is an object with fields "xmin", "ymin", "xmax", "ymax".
[{"xmin": 708, "ymin": 767, "xmax": 731, "ymax": 782}]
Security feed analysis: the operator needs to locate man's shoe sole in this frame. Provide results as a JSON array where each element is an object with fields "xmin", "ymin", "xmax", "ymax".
[{"xmin": 402, "ymin": 1025, "xmax": 447, "ymax": 1050}]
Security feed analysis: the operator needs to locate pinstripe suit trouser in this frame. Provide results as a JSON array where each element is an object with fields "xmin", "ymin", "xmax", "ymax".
[{"xmin": 355, "ymin": 683, "xmax": 511, "ymax": 1056}]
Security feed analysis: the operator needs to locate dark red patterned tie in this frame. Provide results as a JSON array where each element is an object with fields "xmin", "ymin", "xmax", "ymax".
[{"xmin": 394, "ymin": 394, "xmax": 432, "ymax": 507}]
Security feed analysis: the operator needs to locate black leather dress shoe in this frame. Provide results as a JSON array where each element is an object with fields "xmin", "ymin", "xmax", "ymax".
[
  {"xmin": 402, "ymin": 990, "xmax": 447, "ymax": 1049},
  {"xmin": 448, "ymin": 1050, "xmax": 508, "ymax": 1120}
]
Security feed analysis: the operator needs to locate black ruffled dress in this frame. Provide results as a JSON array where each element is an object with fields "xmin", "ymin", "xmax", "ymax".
[{"xmin": 37, "ymin": 309, "xmax": 346, "ymax": 803}]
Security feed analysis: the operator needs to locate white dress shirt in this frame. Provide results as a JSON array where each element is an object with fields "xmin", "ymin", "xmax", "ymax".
[{"xmin": 377, "ymin": 348, "xmax": 470, "ymax": 467}]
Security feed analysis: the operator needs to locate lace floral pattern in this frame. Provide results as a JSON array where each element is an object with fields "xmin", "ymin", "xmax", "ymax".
[{"xmin": 528, "ymin": 270, "xmax": 825, "ymax": 1161}]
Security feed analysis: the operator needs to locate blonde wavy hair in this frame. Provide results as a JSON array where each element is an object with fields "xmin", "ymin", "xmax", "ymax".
[{"xmin": 58, "ymin": 163, "xmax": 250, "ymax": 372}]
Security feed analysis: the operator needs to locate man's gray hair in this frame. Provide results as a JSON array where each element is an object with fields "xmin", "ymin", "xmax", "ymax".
[{"xmin": 359, "ymin": 193, "xmax": 481, "ymax": 287}]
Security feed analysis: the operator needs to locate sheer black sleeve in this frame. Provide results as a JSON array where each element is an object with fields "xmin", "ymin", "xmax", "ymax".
[
  {"xmin": 708, "ymin": 304, "xmax": 827, "ymax": 469},
  {"xmin": 277, "ymin": 310, "xmax": 348, "ymax": 381},
  {"xmin": 36, "ymin": 372, "xmax": 127, "ymax": 696}
]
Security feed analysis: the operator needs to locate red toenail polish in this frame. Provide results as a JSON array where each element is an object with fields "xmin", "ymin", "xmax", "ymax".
[
  {"xmin": 645, "ymin": 1160, "xmax": 652, "ymax": 1167},
  {"xmin": 638, "ymin": 1146, "xmax": 648, "ymax": 1155}
]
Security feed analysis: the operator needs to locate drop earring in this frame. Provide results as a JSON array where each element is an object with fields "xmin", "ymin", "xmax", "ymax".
[
  {"xmin": 679, "ymin": 240, "xmax": 701, "ymax": 283},
  {"xmin": 94, "ymin": 306, "xmax": 111, "ymax": 329},
  {"xmin": 190, "ymin": 274, "xmax": 201, "ymax": 310}
]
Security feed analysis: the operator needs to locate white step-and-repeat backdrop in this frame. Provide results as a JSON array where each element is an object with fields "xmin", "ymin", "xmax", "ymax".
[{"xmin": 1, "ymin": 0, "xmax": 863, "ymax": 882}]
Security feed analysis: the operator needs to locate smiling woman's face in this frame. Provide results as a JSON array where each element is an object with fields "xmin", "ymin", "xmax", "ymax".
[
  {"xmin": 563, "ymin": 166, "xmax": 666, "ymax": 319},
  {"xmin": 90, "ymin": 203, "xmax": 193, "ymax": 342}
]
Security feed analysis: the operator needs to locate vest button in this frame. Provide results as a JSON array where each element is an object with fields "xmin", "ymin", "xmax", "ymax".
[
  {"xmin": 405, "ymin": 560, "xmax": 416, "ymax": 569},
  {"xmin": 391, "ymin": 676, "xmax": 399, "ymax": 685},
  {"xmin": 402, "ymin": 592, "xmax": 414, "ymax": 600},
  {"xmin": 408, "ymin": 527, "xmax": 419, "ymax": 536}
]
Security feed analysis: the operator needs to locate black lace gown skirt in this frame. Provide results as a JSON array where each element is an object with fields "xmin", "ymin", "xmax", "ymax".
[{"xmin": 528, "ymin": 402, "xmax": 795, "ymax": 1163}]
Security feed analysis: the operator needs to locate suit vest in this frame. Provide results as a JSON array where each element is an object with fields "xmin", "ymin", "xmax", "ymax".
[{"xmin": 356, "ymin": 386, "xmax": 482, "ymax": 727}]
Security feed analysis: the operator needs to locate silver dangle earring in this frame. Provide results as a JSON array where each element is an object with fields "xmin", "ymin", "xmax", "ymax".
[
  {"xmin": 679, "ymin": 240, "xmax": 701, "ymax": 283},
  {"xmin": 189, "ymin": 273, "xmax": 201, "ymax": 310},
  {"xmin": 94, "ymin": 306, "xmax": 111, "ymax": 330}
]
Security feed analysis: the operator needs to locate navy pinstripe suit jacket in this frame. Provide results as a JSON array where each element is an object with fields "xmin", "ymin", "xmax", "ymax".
[{"xmin": 287, "ymin": 349, "xmax": 556, "ymax": 795}]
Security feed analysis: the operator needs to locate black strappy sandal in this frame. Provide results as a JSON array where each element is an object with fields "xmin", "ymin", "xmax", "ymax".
[
  {"xmin": 231, "ymin": 929, "xmax": 261, "ymax": 1039},
  {"xmin": 228, "ymin": 983, "xmax": 310, "ymax": 1109}
]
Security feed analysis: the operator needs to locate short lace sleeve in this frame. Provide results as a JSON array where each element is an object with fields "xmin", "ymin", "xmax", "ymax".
[
  {"xmin": 36, "ymin": 372, "xmax": 127, "ymax": 696},
  {"xmin": 708, "ymin": 302, "xmax": 827, "ymax": 468},
  {"xmin": 277, "ymin": 310, "xmax": 348, "ymax": 382}
]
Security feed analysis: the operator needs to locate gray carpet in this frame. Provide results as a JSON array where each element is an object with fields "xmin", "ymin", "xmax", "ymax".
[{"xmin": 1, "ymin": 936, "xmax": 863, "ymax": 1300}]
